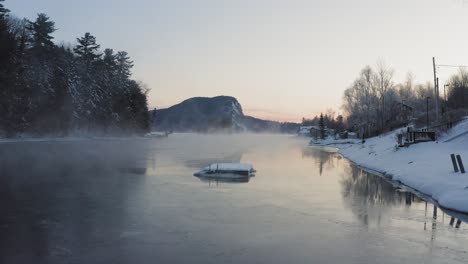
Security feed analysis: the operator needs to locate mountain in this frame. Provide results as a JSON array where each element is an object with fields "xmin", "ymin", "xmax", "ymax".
[{"xmin": 150, "ymin": 96, "xmax": 299, "ymax": 133}]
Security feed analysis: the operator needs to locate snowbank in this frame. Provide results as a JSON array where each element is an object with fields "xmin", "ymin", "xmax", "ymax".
[{"xmin": 322, "ymin": 119, "xmax": 468, "ymax": 213}]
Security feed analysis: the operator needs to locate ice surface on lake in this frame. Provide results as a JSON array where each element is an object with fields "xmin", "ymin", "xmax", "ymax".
[{"xmin": 0, "ymin": 134, "xmax": 467, "ymax": 264}]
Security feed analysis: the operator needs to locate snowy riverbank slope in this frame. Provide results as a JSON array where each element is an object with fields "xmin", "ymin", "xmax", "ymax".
[{"xmin": 333, "ymin": 119, "xmax": 468, "ymax": 213}]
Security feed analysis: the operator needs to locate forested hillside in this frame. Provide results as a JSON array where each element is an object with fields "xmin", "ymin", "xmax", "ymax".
[{"xmin": 0, "ymin": 0, "xmax": 150, "ymax": 137}]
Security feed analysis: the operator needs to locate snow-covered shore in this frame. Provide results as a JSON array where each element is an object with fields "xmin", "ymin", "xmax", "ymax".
[{"xmin": 315, "ymin": 118, "xmax": 468, "ymax": 213}]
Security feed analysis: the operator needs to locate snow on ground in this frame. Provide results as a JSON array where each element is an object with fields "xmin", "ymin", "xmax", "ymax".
[
  {"xmin": 441, "ymin": 116, "xmax": 468, "ymax": 143},
  {"xmin": 314, "ymin": 118, "xmax": 468, "ymax": 213}
]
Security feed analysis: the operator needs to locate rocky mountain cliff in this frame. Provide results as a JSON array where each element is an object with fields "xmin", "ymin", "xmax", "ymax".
[{"xmin": 150, "ymin": 96, "xmax": 299, "ymax": 133}]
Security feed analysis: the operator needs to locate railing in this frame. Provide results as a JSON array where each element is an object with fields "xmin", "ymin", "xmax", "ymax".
[
  {"xmin": 412, "ymin": 131, "xmax": 436, "ymax": 142},
  {"xmin": 398, "ymin": 130, "xmax": 436, "ymax": 147}
]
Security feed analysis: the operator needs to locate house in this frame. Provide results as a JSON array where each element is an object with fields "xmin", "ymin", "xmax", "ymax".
[
  {"xmin": 310, "ymin": 126, "xmax": 335, "ymax": 139},
  {"xmin": 298, "ymin": 126, "xmax": 314, "ymax": 137},
  {"xmin": 339, "ymin": 131, "xmax": 358, "ymax": 139},
  {"xmin": 395, "ymin": 102, "xmax": 414, "ymax": 123},
  {"xmin": 298, "ymin": 125, "xmax": 337, "ymax": 138}
]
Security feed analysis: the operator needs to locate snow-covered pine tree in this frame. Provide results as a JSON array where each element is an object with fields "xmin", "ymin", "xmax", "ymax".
[
  {"xmin": 26, "ymin": 13, "xmax": 55, "ymax": 51},
  {"xmin": 0, "ymin": 3, "xmax": 150, "ymax": 137}
]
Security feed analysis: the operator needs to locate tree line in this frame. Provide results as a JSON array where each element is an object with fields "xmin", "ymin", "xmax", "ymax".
[
  {"xmin": 302, "ymin": 60, "xmax": 468, "ymax": 138},
  {"xmin": 302, "ymin": 110, "xmax": 345, "ymax": 132},
  {"xmin": 341, "ymin": 61, "xmax": 468, "ymax": 137},
  {"xmin": 0, "ymin": 0, "xmax": 150, "ymax": 137}
]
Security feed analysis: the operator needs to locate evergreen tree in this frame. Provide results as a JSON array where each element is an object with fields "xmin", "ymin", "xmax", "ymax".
[
  {"xmin": 0, "ymin": 0, "xmax": 12, "ymax": 61},
  {"xmin": 0, "ymin": 4, "xmax": 151, "ymax": 137},
  {"xmin": 115, "ymin": 51, "xmax": 133, "ymax": 79},
  {"xmin": 26, "ymin": 13, "xmax": 56, "ymax": 50},
  {"xmin": 0, "ymin": 0, "xmax": 19, "ymax": 136},
  {"xmin": 0, "ymin": 0, "xmax": 9, "ymax": 20},
  {"xmin": 103, "ymin": 48, "xmax": 116, "ymax": 73},
  {"xmin": 122, "ymin": 80, "xmax": 149, "ymax": 133},
  {"xmin": 319, "ymin": 113, "xmax": 325, "ymax": 139},
  {"xmin": 74, "ymin": 32, "xmax": 101, "ymax": 69}
]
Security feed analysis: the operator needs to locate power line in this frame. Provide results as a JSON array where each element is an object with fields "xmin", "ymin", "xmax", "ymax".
[{"xmin": 437, "ymin": 64, "xmax": 468, "ymax": 68}]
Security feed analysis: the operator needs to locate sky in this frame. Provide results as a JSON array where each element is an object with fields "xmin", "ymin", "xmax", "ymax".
[{"xmin": 7, "ymin": 0, "xmax": 468, "ymax": 122}]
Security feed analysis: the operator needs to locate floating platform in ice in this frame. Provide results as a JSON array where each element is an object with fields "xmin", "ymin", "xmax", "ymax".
[{"xmin": 193, "ymin": 163, "xmax": 256, "ymax": 179}]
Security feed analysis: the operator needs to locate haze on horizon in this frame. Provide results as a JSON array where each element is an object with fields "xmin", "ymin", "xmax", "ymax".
[{"xmin": 9, "ymin": 0, "xmax": 468, "ymax": 122}]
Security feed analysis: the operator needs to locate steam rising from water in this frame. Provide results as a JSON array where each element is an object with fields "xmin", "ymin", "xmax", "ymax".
[{"xmin": 1, "ymin": 134, "xmax": 467, "ymax": 263}]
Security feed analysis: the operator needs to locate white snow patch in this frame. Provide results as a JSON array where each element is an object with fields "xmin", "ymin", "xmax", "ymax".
[
  {"xmin": 205, "ymin": 163, "xmax": 254, "ymax": 172},
  {"xmin": 325, "ymin": 122, "xmax": 468, "ymax": 213}
]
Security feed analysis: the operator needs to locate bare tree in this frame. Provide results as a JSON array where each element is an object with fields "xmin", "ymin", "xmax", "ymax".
[
  {"xmin": 448, "ymin": 68, "xmax": 468, "ymax": 109},
  {"xmin": 374, "ymin": 60, "xmax": 394, "ymax": 130},
  {"xmin": 360, "ymin": 65, "xmax": 375, "ymax": 136}
]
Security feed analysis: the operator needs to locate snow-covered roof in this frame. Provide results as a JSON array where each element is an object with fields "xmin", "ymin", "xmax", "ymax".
[
  {"xmin": 207, "ymin": 163, "xmax": 253, "ymax": 172},
  {"xmin": 299, "ymin": 126, "xmax": 318, "ymax": 133}
]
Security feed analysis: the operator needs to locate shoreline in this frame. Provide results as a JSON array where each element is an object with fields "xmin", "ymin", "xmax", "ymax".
[
  {"xmin": 339, "ymin": 149, "xmax": 468, "ymax": 215},
  {"xmin": 309, "ymin": 119, "xmax": 468, "ymax": 213}
]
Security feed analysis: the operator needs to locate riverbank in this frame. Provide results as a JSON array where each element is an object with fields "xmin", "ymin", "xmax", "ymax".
[{"xmin": 314, "ymin": 118, "xmax": 468, "ymax": 213}]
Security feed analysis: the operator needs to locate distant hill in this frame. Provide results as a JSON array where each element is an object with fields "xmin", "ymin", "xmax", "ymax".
[{"xmin": 150, "ymin": 96, "xmax": 299, "ymax": 133}]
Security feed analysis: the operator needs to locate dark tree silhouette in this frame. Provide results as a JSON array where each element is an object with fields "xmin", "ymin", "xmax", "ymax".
[
  {"xmin": 74, "ymin": 32, "xmax": 101, "ymax": 69},
  {"xmin": 0, "ymin": 2, "xmax": 151, "ymax": 137},
  {"xmin": 0, "ymin": 0, "xmax": 9, "ymax": 19},
  {"xmin": 319, "ymin": 113, "xmax": 325, "ymax": 139},
  {"xmin": 26, "ymin": 13, "xmax": 55, "ymax": 50},
  {"xmin": 115, "ymin": 51, "xmax": 133, "ymax": 79}
]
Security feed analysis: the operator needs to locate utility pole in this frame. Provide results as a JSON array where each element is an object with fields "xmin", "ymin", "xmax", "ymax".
[
  {"xmin": 426, "ymin": 97, "xmax": 430, "ymax": 129},
  {"xmin": 432, "ymin": 57, "xmax": 439, "ymax": 123},
  {"xmin": 444, "ymin": 84, "xmax": 449, "ymax": 114},
  {"xmin": 436, "ymin": 77, "xmax": 440, "ymax": 116}
]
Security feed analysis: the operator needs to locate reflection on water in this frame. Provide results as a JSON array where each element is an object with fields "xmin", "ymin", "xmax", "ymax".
[
  {"xmin": 341, "ymin": 165, "xmax": 423, "ymax": 227},
  {"xmin": 1, "ymin": 135, "xmax": 468, "ymax": 264},
  {"xmin": 302, "ymin": 147, "xmax": 340, "ymax": 175},
  {"xmin": 0, "ymin": 140, "xmax": 149, "ymax": 264},
  {"xmin": 194, "ymin": 175, "xmax": 251, "ymax": 184},
  {"xmin": 340, "ymin": 162, "xmax": 466, "ymax": 231}
]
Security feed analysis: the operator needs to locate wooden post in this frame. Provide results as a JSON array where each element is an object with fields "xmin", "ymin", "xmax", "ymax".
[
  {"xmin": 451, "ymin": 154, "xmax": 459, "ymax": 173},
  {"xmin": 456, "ymin": 155, "xmax": 465, "ymax": 173}
]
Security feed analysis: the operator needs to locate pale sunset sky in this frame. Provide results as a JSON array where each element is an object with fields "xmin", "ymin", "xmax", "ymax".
[{"xmin": 8, "ymin": 0, "xmax": 468, "ymax": 122}]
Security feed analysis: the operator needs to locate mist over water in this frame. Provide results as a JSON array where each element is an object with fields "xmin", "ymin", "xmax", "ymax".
[{"xmin": 1, "ymin": 134, "xmax": 467, "ymax": 263}]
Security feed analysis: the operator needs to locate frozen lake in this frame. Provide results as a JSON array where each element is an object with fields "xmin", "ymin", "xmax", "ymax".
[{"xmin": 1, "ymin": 134, "xmax": 468, "ymax": 263}]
